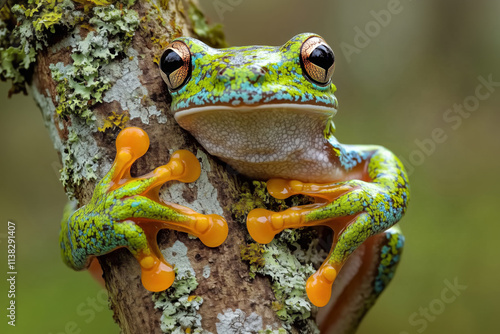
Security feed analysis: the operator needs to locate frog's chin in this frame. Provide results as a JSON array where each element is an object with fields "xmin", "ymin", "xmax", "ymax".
[{"xmin": 174, "ymin": 104, "xmax": 341, "ymax": 182}]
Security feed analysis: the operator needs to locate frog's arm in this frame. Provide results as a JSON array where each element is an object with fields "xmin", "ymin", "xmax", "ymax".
[
  {"xmin": 247, "ymin": 144, "xmax": 410, "ymax": 306},
  {"xmin": 60, "ymin": 127, "xmax": 228, "ymax": 291}
]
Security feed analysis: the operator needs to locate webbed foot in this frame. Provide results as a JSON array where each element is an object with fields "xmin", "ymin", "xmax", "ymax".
[
  {"xmin": 60, "ymin": 127, "xmax": 228, "ymax": 292},
  {"xmin": 247, "ymin": 178, "xmax": 384, "ymax": 307}
]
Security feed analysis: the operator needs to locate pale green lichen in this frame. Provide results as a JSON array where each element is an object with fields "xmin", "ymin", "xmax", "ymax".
[
  {"xmin": 234, "ymin": 181, "xmax": 322, "ymax": 332},
  {"xmin": 100, "ymin": 47, "xmax": 167, "ymax": 125},
  {"xmin": 33, "ymin": 82, "xmax": 109, "ymax": 198},
  {"xmin": 260, "ymin": 237, "xmax": 317, "ymax": 330},
  {"xmin": 216, "ymin": 309, "xmax": 263, "ymax": 333},
  {"xmin": 256, "ymin": 230, "xmax": 324, "ymax": 332},
  {"xmin": 1, "ymin": 2, "xmax": 141, "ymax": 196},
  {"xmin": 0, "ymin": 0, "xmax": 138, "ymax": 105},
  {"xmin": 49, "ymin": 4, "xmax": 139, "ymax": 121},
  {"xmin": 154, "ymin": 292, "xmax": 203, "ymax": 333},
  {"xmin": 59, "ymin": 127, "xmax": 101, "ymax": 194},
  {"xmin": 0, "ymin": 0, "xmax": 82, "ymax": 95},
  {"xmin": 153, "ymin": 241, "xmax": 205, "ymax": 333},
  {"xmin": 202, "ymin": 264, "xmax": 210, "ymax": 279},
  {"xmin": 258, "ymin": 329, "xmax": 287, "ymax": 334},
  {"xmin": 29, "ymin": 1, "xmax": 140, "ymax": 191}
]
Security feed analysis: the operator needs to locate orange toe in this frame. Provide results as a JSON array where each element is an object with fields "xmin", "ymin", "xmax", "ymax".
[
  {"xmin": 140, "ymin": 261, "xmax": 176, "ymax": 292},
  {"xmin": 170, "ymin": 150, "xmax": 201, "ymax": 183},
  {"xmin": 306, "ymin": 265, "xmax": 336, "ymax": 307},
  {"xmin": 115, "ymin": 127, "xmax": 150, "ymax": 159},
  {"xmin": 267, "ymin": 179, "xmax": 294, "ymax": 199},
  {"xmin": 246, "ymin": 209, "xmax": 278, "ymax": 244},
  {"xmin": 196, "ymin": 214, "xmax": 228, "ymax": 248}
]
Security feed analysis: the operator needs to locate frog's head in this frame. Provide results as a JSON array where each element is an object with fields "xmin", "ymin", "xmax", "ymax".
[
  {"xmin": 159, "ymin": 33, "xmax": 339, "ymax": 181},
  {"xmin": 160, "ymin": 33, "xmax": 337, "ymax": 112}
]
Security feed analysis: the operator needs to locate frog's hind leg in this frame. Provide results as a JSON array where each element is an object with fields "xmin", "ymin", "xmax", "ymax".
[
  {"xmin": 318, "ymin": 226, "xmax": 405, "ymax": 333},
  {"xmin": 307, "ymin": 212, "xmax": 375, "ymax": 307}
]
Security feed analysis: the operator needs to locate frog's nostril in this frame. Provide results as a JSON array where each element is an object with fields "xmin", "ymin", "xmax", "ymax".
[
  {"xmin": 254, "ymin": 67, "xmax": 267, "ymax": 76},
  {"xmin": 248, "ymin": 66, "xmax": 266, "ymax": 83},
  {"xmin": 217, "ymin": 68, "xmax": 231, "ymax": 82},
  {"xmin": 217, "ymin": 68, "xmax": 226, "ymax": 77}
]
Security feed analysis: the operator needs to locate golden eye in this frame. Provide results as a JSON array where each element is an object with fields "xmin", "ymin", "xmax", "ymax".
[
  {"xmin": 300, "ymin": 36, "xmax": 335, "ymax": 86},
  {"xmin": 159, "ymin": 41, "xmax": 191, "ymax": 90}
]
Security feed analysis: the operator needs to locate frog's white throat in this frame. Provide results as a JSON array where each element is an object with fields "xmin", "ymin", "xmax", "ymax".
[{"xmin": 174, "ymin": 104, "xmax": 342, "ymax": 182}]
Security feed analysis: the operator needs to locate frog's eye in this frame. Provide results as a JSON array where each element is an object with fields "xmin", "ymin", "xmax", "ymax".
[
  {"xmin": 300, "ymin": 37, "xmax": 335, "ymax": 86},
  {"xmin": 160, "ymin": 41, "xmax": 191, "ymax": 90}
]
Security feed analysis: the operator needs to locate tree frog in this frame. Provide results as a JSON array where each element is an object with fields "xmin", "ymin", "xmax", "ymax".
[
  {"xmin": 159, "ymin": 33, "xmax": 409, "ymax": 307},
  {"xmin": 60, "ymin": 33, "xmax": 409, "ymax": 312}
]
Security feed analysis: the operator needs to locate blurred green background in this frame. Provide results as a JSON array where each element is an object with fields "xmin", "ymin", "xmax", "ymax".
[{"xmin": 1, "ymin": 0, "xmax": 499, "ymax": 333}]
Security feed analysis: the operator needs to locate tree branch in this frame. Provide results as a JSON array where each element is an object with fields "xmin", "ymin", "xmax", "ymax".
[{"xmin": 2, "ymin": 0, "xmax": 326, "ymax": 332}]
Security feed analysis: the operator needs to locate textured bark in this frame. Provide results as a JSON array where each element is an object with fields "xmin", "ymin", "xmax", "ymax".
[{"xmin": 29, "ymin": 0, "xmax": 288, "ymax": 333}]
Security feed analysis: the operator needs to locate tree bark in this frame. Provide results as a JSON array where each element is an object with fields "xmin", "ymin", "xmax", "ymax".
[{"xmin": 1, "ymin": 0, "xmax": 318, "ymax": 332}]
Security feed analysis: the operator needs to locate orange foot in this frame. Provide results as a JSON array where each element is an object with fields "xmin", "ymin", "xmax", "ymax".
[
  {"xmin": 60, "ymin": 127, "xmax": 228, "ymax": 292},
  {"xmin": 247, "ymin": 178, "xmax": 370, "ymax": 307}
]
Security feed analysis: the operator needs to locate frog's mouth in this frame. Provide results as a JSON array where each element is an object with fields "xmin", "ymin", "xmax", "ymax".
[
  {"xmin": 173, "ymin": 104, "xmax": 338, "ymax": 181},
  {"xmin": 174, "ymin": 103, "xmax": 336, "ymax": 121},
  {"xmin": 174, "ymin": 104, "xmax": 337, "ymax": 147}
]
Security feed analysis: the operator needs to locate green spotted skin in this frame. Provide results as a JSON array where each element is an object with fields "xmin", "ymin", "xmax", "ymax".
[
  {"xmin": 374, "ymin": 226, "xmax": 405, "ymax": 295},
  {"xmin": 303, "ymin": 145, "xmax": 410, "ymax": 265},
  {"xmin": 60, "ymin": 165, "xmax": 191, "ymax": 270},
  {"xmin": 169, "ymin": 33, "xmax": 338, "ymax": 112},
  {"xmin": 326, "ymin": 226, "xmax": 405, "ymax": 333}
]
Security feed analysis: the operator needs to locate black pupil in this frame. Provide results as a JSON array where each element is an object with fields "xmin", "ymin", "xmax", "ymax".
[
  {"xmin": 160, "ymin": 49, "xmax": 183, "ymax": 75},
  {"xmin": 309, "ymin": 45, "xmax": 334, "ymax": 70}
]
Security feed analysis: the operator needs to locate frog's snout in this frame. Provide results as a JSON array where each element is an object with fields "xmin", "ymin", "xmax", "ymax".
[{"xmin": 217, "ymin": 65, "xmax": 266, "ymax": 84}]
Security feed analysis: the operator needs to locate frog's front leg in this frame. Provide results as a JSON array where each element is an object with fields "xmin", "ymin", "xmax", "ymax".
[
  {"xmin": 60, "ymin": 127, "xmax": 228, "ymax": 292},
  {"xmin": 246, "ymin": 146, "xmax": 409, "ymax": 307}
]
